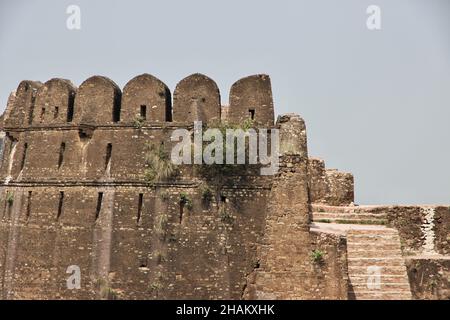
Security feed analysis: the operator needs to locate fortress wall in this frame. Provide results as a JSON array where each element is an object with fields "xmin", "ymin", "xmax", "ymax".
[
  {"xmin": 122, "ymin": 74, "xmax": 171, "ymax": 123},
  {"xmin": 307, "ymin": 159, "xmax": 354, "ymax": 206},
  {"xmin": 108, "ymin": 187, "xmax": 160, "ymax": 299},
  {"xmin": 243, "ymin": 115, "xmax": 348, "ymax": 299},
  {"xmin": 33, "ymin": 79, "xmax": 76, "ymax": 125},
  {"xmin": 244, "ymin": 154, "xmax": 313, "ymax": 299},
  {"xmin": 1, "ymin": 128, "xmax": 181, "ymax": 182},
  {"xmin": 352, "ymin": 205, "xmax": 450, "ymax": 256},
  {"xmin": 244, "ymin": 115, "xmax": 316, "ymax": 299},
  {"xmin": 0, "ymin": 74, "xmax": 406, "ymax": 300},
  {"xmin": 309, "ymin": 231, "xmax": 349, "ymax": 299},
  {"xmin": 406, "ymin": 258, "xmax": 450, "ymax": 300},
  {"xmin": 173, "ymin": 74, "xmax": 221, "ymax": 124},
  {"xmin": 227, "ymin": 75, "xmax": 274, "ymax": 127},
  {"xmin": 384, "ymin": 206, "xmax": 448, "ymax": 255},
  {"xmin": 308, "ymin": 158, "xmax": 328, "ymax": 202},
  {"xmin": 164, "ymin": 187, "xmax": 269, "ymax": 299},
  {"xmin": 110, "ymin": 185, "xmax": 270, "ymax": 300},
  {"xmin": 0, "ymin": 184, "xmax": 270, "ymax": 299},
  {"xmin": 434, "ymin": 206, "xmax": 450, "ymax": 255},
  {"xmin": 0, "ymin": 186, "xmax": 107, "ymax": 299},
  {"xmin": 324, "ymin": 169, "xmax": 354, "ymax": 205}
]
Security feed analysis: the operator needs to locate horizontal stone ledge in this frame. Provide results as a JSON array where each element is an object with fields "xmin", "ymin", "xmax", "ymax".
[
  {"xmin": 2, "ymin": 123, "xmax": 281, "ymax": 132},
  {"xmin": 0, "ymin": 180, "xmax": 271, "ymax": 189},
  {"xmin": 2, "ymin": 122, "xmax": 197, "ymax": 132},
  {"xmin": 0, "ymin": 180, "xmax": 198, "ymax": 187}
]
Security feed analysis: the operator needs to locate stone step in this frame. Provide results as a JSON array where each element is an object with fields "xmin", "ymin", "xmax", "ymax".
[
  {"xmin": 312, "ymin": 212, "xmax": 387, "ymax": 220},
  {"xmin": 349, "ymin": 274, "xmax": 409, "ymax": 283},
  {"xmin": 347, "ymin": 256, "xmax": 406, "ymax": 262},
  {"xmin": 348, "ymin": 242, "xmax": 401, "ymax": 250},
  {"xmin": 347, "ymin": 234, "xmax": 400, "ymax": 241},
  {"xmin": 347, "ymin": 228, "xmax": 397, "ymax": 235},
  {"xmin": 312, "ymin": 212, "xmax": 387, "ymax": 225},
  {"xmin": 348, "ymin": 247, "xmax": 402, "ymax": 254},
  {"xmin": 346, "ymin": 227, "xmax": 412, "ymax": 300},
  {"xmin": 348, "ymin": 265, "xmax": 408, "ymax": 274},
  {"xmin": 311, "ymin": 204, "xmax": 382, "ymax": 214},
  {"xmin": 348, "ymin": 290, "xmax": 412, "ymax": 300},
  {"xmin": 349, "ymin": 283, "xmax": 411, "ymax": 292},
  {"xmin": 346, "ymin": 249, "xmax": 402, "ymax": 258}
]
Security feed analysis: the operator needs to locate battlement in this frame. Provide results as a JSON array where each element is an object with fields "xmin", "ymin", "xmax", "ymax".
[{"xmin": 1, "ymin": 74, "xmax": 274, "ymax": 129}]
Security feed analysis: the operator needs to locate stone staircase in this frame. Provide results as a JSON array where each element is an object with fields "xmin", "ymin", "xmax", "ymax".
[
  {"xmin": 311, "ymin": 204, "xmax": 412, "ymax": 300},
  {"xmin": 311, "ymin": 204, "xmax": 387, "ymax": 225}
]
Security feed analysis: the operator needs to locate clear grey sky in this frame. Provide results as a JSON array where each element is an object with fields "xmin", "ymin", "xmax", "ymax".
[{"xmin": 0, "ymin": 0, "xmax": 449, "ymax": 205}]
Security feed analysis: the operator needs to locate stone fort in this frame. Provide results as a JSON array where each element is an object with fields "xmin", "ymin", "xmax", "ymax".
[{"xmin": 0, "ymin": 73, "xmax": 449, "ymax": 300}]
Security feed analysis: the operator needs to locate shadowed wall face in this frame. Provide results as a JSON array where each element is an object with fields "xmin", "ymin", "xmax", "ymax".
[{"xmin": 73, "ymin": 76, "xmax": 122, "ymax": 125}]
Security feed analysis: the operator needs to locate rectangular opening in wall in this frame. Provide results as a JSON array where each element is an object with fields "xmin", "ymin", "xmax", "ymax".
[
  {"xmin": 40, "ymin": 107, "xmax": 45, "ymax": 122},
  {"xmin": 112, "ymin": 92, "xmax": 122, "ymax": 122},
  {"xmin": 26, "ymin": 191, "xmax": 32, "ymax": 221},
  {"xmin": 20, "ymin": 143, "xmax": 28, "ymax": 171},
  {"xmin": 67, "ymin": 93, "xmax": 75, "ymax": 122},
  {"xmin": 4, "ymin": 190, "xmax": 14, "ymax": 219},
  {"xmin": 95, "ymin": 192, "xmax": 103, "ymax": 221},
  {"xmin": 140, "ymin": 105, "xmax": 147, "ymax": 120},
  {"xmin": 57, "ymin": 191, "xmax": 64, "ymax": 220},
  {"xmin": 58, "ymin": 142, "xmax": 66, "ymax": 169},
  {"xmin": 249, "ymin": 109, "xmax": 255, "ymax": 120},
  {"xmin": 137, "ymin": 193, "xmax": 143, "ymax": 224},
  {"xmin": 179, "ymin": 201, "xmax": 184, "ymax": 224},
  {"xmin": 105, "ymin": 143, "xmax": 112, "ymax": 171},
  {"xmin": 28, "ymin": 94, "xmax": 36, "ymax": 125},
  {"xmin": 54, "ymin": 106, "xmax": 59, "ymax": 119}
]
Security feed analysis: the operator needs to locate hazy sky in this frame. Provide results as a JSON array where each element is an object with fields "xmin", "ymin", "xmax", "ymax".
[{"xmin": 0, "ymin": 0, "xmax": 449, "ymax": 204}]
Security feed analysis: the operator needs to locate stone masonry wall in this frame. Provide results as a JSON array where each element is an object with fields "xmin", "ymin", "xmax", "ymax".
[
  {"xmin": 243, "ymin": 115, "xmax": 348, "ymax": 300},
  {"xmin": 308, "ymin": 158, "xmax": 354, "ymax": 206}
]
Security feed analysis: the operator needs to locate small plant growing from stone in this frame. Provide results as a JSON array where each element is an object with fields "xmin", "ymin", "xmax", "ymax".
[
  {"xmin": 167, "ymin": 232, "xmax": 178, "ymax": 243},
  {"xmin": 153, "ymin": 250, "xmax": 166, "ymax": 264},
  {"xmin": 180, "ymin": 192, "xmax": 193, "ymax": 210},
  {"xmin": 219, "ymin": 206, "xmax": 234, "ymax": 225},
  {"xmin": 149, "ymin": 281, "xmax": 163, "ymax": 291},
  {"xmin": 201, "ymin": 185, "xmax": 214, "ymax": 202},
  {"xmin": 311, "ymin": 249, "xmax": 324, "ymax": 264},
  {"xmin": 144, "ymin": 142, "xmax": 177, "ymax": 183},
  {"xmin": 98, "ymin": 279, "xmax": 118, "ymax": 300},
  {"xmin": 6, "ymin": 192, "xmax": 14, "ymax": 205},
  {"xmin": 133, "ymin": 115, "xmax": 145, "ymax": 128},
  {"xmin": 154, "ymin": 214, "xmax": 168, "ymax": 238},
  {"xmin": 159, "ymin": 190, "xmax": 170, "ymax": 201}
]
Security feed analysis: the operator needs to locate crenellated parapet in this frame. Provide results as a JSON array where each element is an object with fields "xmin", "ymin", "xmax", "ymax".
[
  {"xmin": 2, "ymin": 74, "xmax": 275, "ymax": 129},
  {"xmin": 0, "ymin": 74, "xmax": 278, "ymax": 185}
]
